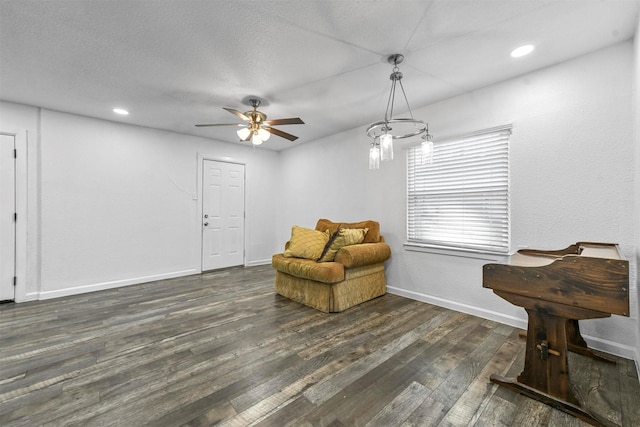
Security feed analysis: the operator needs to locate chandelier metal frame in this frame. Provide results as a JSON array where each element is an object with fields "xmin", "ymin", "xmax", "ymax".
[{"xmin": 366, "ymin": 54, "xmax": 429, "ymax": 142}]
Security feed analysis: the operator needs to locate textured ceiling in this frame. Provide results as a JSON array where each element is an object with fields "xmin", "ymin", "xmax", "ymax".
[{"xmin": 1, "ymin": 0, "xmax": 639, "ymax": 150}]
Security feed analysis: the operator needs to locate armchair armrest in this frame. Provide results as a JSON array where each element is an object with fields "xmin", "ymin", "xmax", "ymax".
[{"xmin": 335, "ymin": 242, "xmax": 391, "ymax": 268}]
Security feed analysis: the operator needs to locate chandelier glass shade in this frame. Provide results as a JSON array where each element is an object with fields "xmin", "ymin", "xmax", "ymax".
[
  {"xmin": 380, "ymin": 132, "xmax": 393, "ymax": 161},
  {"xmin": 369, "ymin": 142, "xmax": 380, "ymax": 169},
  {"xmin": 420, "ymin": 136, "xmax": 434, "ymax": 165},
  {"xmin": 367, "ymin": 53, "xmax": 432, "ymax": 169}
]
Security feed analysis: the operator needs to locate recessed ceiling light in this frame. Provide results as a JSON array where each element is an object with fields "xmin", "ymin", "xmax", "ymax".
[
  {"xmin": 510, "ymin": 44, "xmax": 534, "ymax": 58},
  {"xmin": 113, "ymin": 108, "xmax": 129, "ymax": 115}
]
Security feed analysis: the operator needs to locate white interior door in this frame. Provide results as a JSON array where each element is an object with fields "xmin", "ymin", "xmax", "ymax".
[
  {"xmin": 0, "ymin": 134, "xmax": 16, "ymax": 301},
  {"xmin": 201, "ymin": 160, "xmax": 245, "ymax": 271}
]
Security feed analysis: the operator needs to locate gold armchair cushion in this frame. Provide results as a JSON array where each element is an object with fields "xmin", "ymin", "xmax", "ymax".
[
  {"xmin": 335, "ymin": 242, "xmax": 392, "ymax": 268},
  {"xmin": 272, "ymin": 254, "xmax": 344, "ymax": 283}
]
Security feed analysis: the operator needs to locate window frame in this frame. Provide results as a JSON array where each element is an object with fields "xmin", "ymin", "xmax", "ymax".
[{"xmin": 405, "ymin": 124, "xmax": 512, "ymax": 256}]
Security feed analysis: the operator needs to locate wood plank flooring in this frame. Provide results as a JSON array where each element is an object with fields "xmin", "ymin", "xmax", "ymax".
[{"xmin": 1, "ymin": 265, "xmax": 638, "ymax": 426}]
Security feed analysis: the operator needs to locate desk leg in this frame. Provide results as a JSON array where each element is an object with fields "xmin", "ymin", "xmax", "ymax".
[
  {"xmin": 490, "ymin": 309, "xmax": 607, "ymax": 427},
  {"xmin": 520, "ymin": 320, "xmax": 616, "ymax": 364},
  {"xmin": 521, "ymin": 309, "xmax": 577, "ymax": 403},
  {"xmin": 566, "ymin": 319, "xmax": 616, "ymax": 364}
]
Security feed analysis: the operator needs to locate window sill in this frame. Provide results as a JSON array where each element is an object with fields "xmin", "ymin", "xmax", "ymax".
[{"xmin": 403, "ymin": 242, "xmax": 507, "ymax": 261}]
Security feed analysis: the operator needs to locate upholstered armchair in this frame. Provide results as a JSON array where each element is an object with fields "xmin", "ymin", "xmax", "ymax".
[{"xmin": 271, "ymin": 219, "xmax": 391, "ymax": 312}]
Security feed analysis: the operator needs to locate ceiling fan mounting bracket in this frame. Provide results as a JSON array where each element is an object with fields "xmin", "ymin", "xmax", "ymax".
[
  {"xmin": 244, "ymin": 98, "xmax": 267, "ymax": 122},
  {"xmin": 241, "ymin": 96, "xmax": 269, "ymax": 108}
]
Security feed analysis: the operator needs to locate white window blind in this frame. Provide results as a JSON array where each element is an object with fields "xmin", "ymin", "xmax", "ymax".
[{"xmin": 407, "ymin": 125, "xmax": 511, "ymax": 254}]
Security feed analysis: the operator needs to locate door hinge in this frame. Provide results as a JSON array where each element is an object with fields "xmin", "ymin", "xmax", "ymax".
[
  {"xmin": 14, "ymin": 149, "xmax": 17, "ymax": 158},
  {"xmin": 14, "ymin": 213, "xmax": 17, "ymax": 222},
  {"xmin": 13, "ymin": 276, "xmax": 17, "ymax": 287}
]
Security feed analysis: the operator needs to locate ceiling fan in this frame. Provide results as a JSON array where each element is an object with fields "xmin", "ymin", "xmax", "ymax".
[{"xmin": 195, "ymin": 98, "xmax": 304, "ymax": 145}]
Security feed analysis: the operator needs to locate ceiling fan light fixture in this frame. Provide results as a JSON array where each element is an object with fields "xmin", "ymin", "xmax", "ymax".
[
  {"xmin": 195, "ymin": 96, "xmax": 303, "ymax": 143},
  {"xmin": 237, "ymin": 127, "xmax": 251, "ymax": 140},
  {"xmin": 257, "ymin": 127, "xmax": 270, "ymax": 141},
  {"xmin": 251, "ymin": 134, "xmax": 264, "ymax": 145}
]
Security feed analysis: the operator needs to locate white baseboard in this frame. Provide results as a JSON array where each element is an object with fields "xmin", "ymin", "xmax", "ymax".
[
  {"xmin": 20, "ymin": 292, "xmax": 41, "ymax": 302},
  {"xmin": 37, "ymin": 268, "xmax": 200, "ymax": 300},
  {"xmin": 387, "ymin": 285, "xmax": 637, "ymax": 361},
  {"xmin": 245, "ymin": 258, "xmax": 272, "ymax": 267},
  {"xmin": 582, "ymin": 335, "xmax": 639, "ymax": 361},
  {"xmin": 387, "ymin": 285, "xmax": 528, "ymax": 331},
  {"xmin": 31, "ymin": 261, "xmax": 272, "ymax": 301}
]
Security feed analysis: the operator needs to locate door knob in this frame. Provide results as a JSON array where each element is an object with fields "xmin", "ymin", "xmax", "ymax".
[
  {"xmin": 204, "ymin": 214, "xmax": 208, "ymax": 218},
  {"xmin": 204, "ymin": 222, "xmax": 209, "ymax": 227}
]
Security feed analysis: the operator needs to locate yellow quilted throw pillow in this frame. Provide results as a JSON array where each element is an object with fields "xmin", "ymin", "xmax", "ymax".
[
  {"xmin": 284, "ymin": 226, "xmax": 330, "ymax": 259},
  {"xmin": 318, "ymin": 228, "xmax": 368, "ymax": 262}
]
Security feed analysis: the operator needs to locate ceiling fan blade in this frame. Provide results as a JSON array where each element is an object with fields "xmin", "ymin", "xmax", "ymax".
[
  {"xmin": 195, "ymin": 123, "xmax": 245, "ymax": 127},
  {"xmin": 263, "ymin": 117, "xmax": 305, "ymax": 126},
  {"xmin": 264, "ymin": 126, "xmax": 298, "ymax": 141},
  {"xmin": 223, "ymin": 107, "xmax": 251, "ymax": 122}
]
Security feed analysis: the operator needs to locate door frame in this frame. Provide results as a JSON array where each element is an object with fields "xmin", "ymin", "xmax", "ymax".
[
  {"xmin": 196, "ymin": 154, "xmax": 247, "ymax": 272},
  {"xmin": 1, "ymin": 130, "xmax": 29, "ymax": 302}
]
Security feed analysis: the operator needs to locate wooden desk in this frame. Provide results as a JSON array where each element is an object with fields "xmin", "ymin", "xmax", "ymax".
[{"xmin": 483, "ymin": 242, "xmax": 629, "ymax": 426}]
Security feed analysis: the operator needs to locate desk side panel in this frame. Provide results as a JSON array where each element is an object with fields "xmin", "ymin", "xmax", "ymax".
[{"xmin": 483, "ymin": 257, "xmax": 629, "ymax": 316}]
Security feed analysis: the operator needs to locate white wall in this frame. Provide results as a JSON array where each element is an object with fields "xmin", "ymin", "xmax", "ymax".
[
  {"xmin": 279, "ymin": 42, "xmax": 638, "ymax": 360},
  {"xmin": 0, "ymin": 102, "xmax": 280, "ymax": 300}
]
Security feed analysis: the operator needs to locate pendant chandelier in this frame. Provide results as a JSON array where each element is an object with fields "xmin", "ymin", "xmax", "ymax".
[{"xmin": 366, "ymin": 53, "xmax": 433, "ymax": 169}]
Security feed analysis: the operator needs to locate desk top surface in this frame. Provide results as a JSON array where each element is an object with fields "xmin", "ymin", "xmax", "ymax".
[{"xmin": 503, "ymin": 243, "xmax": 623, "ymax": 267}]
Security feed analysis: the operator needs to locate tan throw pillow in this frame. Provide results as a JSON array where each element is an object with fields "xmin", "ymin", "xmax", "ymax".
[
  {"xmin": 318, "ymin": 228, "xmax": 368, "ymax": 262},
  {"xmin": 284, "ymin": 226, "xmax": 330, "ymax": 259},
  {"xmin": 315, "ymin": 219, "xmax": 380, "ymax": 243},
  {"xmin": 340, "ymin": 220, "xmax": 380, "ymax": 243}
]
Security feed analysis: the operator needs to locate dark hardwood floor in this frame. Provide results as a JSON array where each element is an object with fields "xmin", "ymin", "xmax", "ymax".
[{"xmin": 1, "ymin": 265, "xmax": 638, "ymax": 426}]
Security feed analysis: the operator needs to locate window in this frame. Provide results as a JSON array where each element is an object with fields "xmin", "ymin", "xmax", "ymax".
[{"xmin": 407, "ymin": 125, "xmax": 511, "ymax": 254}]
